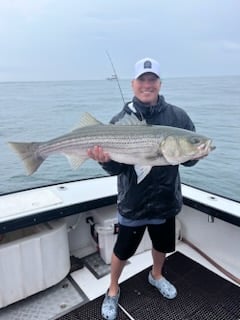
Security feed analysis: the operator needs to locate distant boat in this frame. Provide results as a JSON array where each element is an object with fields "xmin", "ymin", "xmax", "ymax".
[{"xmin": 106, "ymin": 74, "xmax": 117, "ymax": 80}]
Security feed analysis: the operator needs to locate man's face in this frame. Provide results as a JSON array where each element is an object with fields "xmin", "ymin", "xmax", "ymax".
[{"xmin": 132, "ymin": 72, "xmax": 161, "ymax": 105}]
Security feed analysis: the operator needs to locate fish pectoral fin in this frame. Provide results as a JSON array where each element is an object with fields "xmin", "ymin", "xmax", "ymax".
[
  {"xmin": 134, "ymin": 165, "xmax": 152, "ymax": 184},
  {"xmin": 72, "ymin": 112, "xmax": 103, "ymax": 131},
  {"xmin": 160, "ymin": 153, "xmax": 180, "ymax": 165},
  {"xmin": 64, "ymin": 152, "xmax": 87, "ymax": 169}
]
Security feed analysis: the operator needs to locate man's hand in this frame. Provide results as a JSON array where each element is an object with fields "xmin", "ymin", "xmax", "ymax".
[{"xmin": 87, "ymin": 146, "xmax": 111, "ymax": 163}]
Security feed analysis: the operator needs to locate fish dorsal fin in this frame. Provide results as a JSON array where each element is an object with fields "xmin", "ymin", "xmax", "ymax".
[
  {"xmin": 72, "ymin": 112, "xmax": 103, "ymax": 131},
  {"xmin": 117, "ymin": 113, "xmax": 147, "ymax": 126}
]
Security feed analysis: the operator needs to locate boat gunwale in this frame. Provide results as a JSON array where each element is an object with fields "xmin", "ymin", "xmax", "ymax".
[{"xmin": 0, "ymin": 176, "xmax": 239, "ymax": 234}]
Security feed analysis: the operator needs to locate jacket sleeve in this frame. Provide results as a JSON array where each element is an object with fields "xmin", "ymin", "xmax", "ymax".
[
  {"xmin": 182, "ymin": 159, "xmax": 198, "ymax": 167},
  {"xmin": 100, "ymin": 160, "xmax": 127, "ymax": 175}
]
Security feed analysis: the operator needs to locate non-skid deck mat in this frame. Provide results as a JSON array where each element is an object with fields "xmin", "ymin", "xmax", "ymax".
[
  {"xmin": 70, "ymin": 255, "xmax": 85, "ymax": 273},
  {"xmin": 57, "ymin": 252, "xmax": 240, "ymax": 320},
  {"xmin": 0, "ymin": 277, "xmax": 88, "ymax": 320},
  {"xmin": 83, "ymin": 252, "xmax": 111, "ymax": 279},
  {"xmin": 70, "ymin": 252, "xmax": 111, "ymax": 279},
  {"xmin": 82, "ymin": 252, "xmax": 130, "ymax": 279}
]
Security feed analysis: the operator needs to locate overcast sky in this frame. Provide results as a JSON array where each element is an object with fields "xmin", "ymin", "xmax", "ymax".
[{"xmin": 0, "ymin": 0, "xmax": 240, "ymax": 81}]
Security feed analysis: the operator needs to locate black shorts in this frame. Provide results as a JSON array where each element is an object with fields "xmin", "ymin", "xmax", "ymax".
[{"xmin": 113, "ymin": 217, "xmax": 175, "ymax": 260}]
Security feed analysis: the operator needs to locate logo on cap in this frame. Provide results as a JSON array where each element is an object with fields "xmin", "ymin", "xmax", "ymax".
[{"xmin": 143, "ymin": 60, "xmax": 152, "ymax": 69}]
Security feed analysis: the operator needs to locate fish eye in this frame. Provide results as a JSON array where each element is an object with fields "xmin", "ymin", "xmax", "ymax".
[{"xmin": 190, "ymin": 137, "xmax": 201, "ymax": 144}]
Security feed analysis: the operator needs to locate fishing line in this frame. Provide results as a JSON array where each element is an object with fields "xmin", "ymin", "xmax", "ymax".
[{"xmin": 105, "ymin": 50, "xmax": 125, "ymax": 105}]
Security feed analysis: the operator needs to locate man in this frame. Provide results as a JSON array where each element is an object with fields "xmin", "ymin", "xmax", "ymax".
[{"xmin": 88, "ymin": 57, "xmax": 198, "ymax": 320}]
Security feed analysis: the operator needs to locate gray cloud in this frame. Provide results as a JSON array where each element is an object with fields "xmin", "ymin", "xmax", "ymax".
[{"xmin": 0, "ymin": 0, "xmax": 239, "ymax": 81}]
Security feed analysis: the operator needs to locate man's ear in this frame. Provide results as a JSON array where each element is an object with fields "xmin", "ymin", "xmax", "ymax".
[{"xmin": 131, "ymin": 79, "xmax": 135, "ymax": 89}]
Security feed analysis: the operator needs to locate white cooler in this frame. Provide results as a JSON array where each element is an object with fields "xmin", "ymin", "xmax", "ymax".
[
  {"xmin": 0, "ymin": 219, "xmax": 70, "ymax": 308},
  {"xmin": 92, "ymin": 205, "xmax": 152, "ymax": 264}
]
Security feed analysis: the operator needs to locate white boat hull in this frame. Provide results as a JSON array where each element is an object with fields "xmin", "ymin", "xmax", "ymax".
[{"xmin": 0, "ymin": 176, "xmax": 239, "ymax": 316}]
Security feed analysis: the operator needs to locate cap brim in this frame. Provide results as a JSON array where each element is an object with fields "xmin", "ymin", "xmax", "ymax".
[{"xmin": 135, "ymin": 70, "xmax": 160, "ymax": 79}]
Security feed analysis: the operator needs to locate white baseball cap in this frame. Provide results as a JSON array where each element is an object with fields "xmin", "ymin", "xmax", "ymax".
[{"xmin": 134, "ymin": 57, "xmax": 160, "ymax": 79}]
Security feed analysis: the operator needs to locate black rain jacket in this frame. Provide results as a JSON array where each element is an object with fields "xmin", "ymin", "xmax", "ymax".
[{"xmin": 101, "ymin": 95, "xmax": 197, "ymax": 220}]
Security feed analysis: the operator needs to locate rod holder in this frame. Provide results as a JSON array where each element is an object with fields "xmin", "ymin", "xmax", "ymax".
[{"xmin": 208, "ymin": 215, "xmax": 215, "ymax": 223}]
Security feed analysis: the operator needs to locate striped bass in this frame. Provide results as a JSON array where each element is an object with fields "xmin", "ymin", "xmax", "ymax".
[{"xmin": 8, "ymin": 113, "xmax": 215, "ymax": 183}]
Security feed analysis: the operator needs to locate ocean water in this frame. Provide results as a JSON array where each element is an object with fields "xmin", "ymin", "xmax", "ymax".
[{"xmin": 0, "ymin": 76, "xmax": 239, "ymax": 202}]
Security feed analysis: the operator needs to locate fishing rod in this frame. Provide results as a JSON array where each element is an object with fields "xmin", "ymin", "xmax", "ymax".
[{"xmin": 105, "ymin": 50, "xmax": 125, "ymax": 105}]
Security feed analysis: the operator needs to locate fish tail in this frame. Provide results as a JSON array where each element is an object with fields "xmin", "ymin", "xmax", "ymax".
[{"xmin": 8, "ymin": 141, "xmax": 44, "ymax": 175}]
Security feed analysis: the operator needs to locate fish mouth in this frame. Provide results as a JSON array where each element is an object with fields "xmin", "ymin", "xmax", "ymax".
[{"xmin": 198, "ymin": 140, "xmax": 216, "ymax": 153}]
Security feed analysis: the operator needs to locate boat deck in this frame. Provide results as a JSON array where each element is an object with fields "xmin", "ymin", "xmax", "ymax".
[
  {"xmin": 0, "ymin": 242, "xmax": 239, "ymax": 320},
  {"xmin": 59, "ymin": 251, "xmax": 239, "ymax": 320}
]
